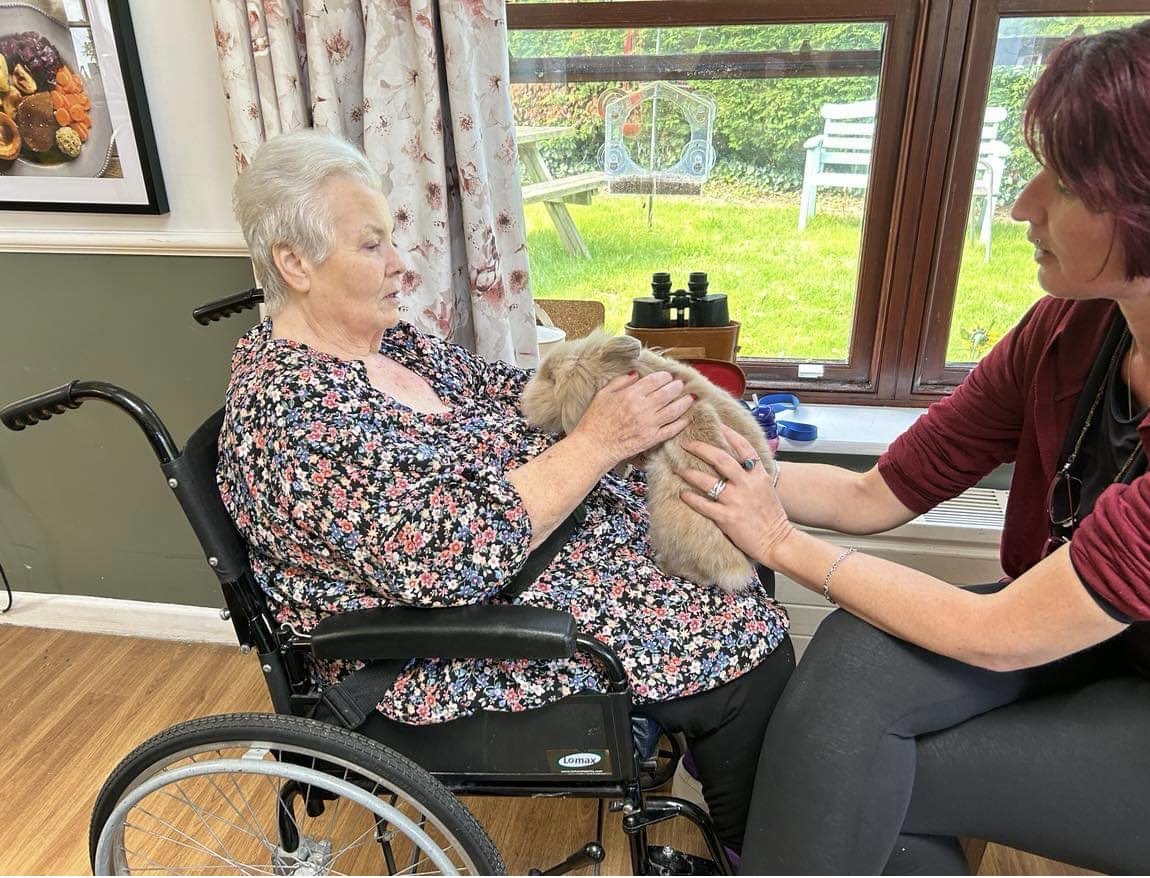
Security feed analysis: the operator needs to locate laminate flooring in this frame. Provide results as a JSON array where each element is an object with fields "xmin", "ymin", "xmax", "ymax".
[{"xmin": 0, "ymin": 626, "xmax": 1099, "ymax": 876}]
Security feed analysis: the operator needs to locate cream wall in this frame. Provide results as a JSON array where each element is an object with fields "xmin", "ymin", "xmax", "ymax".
[{"xmin": 2, "ymin": 0, "xmax": 245, "ymax": 255}]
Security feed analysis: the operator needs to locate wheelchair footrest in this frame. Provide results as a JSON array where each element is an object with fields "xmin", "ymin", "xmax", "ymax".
[{"xmin": 528, "ymin": 842, "xmax": 606, "ymax": 876}]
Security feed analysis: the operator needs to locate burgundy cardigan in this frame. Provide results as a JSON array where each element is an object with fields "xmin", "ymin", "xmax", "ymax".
[{"xmin": 879, "ymin": 296, "xmax": 1150, "ymax": 621}]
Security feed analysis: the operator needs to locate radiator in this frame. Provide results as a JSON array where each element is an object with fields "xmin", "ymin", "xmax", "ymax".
[{"xmin": 778, "ymin": 488, "xmax": 1008, "ymax": 660}]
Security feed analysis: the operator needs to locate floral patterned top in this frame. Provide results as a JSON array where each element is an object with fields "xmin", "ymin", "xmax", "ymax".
[{"xmin": 218, "ymin": 319, "xmax": 790, "ymax": 725}]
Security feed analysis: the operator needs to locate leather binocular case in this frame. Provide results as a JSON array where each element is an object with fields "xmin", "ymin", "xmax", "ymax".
[{"xmin": 623, "ymin": 321, "xmax": 741, "ymax": 363}]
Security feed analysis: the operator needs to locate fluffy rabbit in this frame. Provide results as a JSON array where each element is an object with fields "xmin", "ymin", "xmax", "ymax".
[{"xmin": 521, "ymin": 331, "xmax": 776, "ymax": 592}]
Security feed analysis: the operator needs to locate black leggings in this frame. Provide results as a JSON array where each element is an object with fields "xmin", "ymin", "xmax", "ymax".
[
  {"xmin": 740, "ymin": 598, "xmax": 1150, "ymax": 874},
  {"xmin": 638, "ymin": 637, "xmax": 796, "ymax": 852}
]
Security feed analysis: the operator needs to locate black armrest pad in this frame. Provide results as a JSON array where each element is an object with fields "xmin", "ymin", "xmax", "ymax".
[{"xmin": 310, "ymin": 605, "xmax": 578, "ymax": 662}]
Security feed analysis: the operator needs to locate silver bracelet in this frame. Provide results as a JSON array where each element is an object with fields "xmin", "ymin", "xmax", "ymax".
[{"xmin": 822, "ymin": 546, "xmax": 856, "ymax": 605}]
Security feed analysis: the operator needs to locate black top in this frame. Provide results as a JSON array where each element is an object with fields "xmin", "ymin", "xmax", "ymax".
[{"xmin": 1066, "ymin": 315, "xmax": 1150, "ymax": 673}]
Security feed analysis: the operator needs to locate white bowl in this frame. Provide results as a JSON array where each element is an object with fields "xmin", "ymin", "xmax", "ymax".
[{"xmin": 537, "ymin": 325, "xmax": 567, "ymax": 356}]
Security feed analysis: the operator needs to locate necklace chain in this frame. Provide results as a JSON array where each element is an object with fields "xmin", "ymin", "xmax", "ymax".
[
  {"xmin": 1061, "ymin": 332, "xmax": 1144, "ymax": 484},
  {"xmin": 1129, "ymin": 340, "xmax": 1137, "ymax": 421},
  {"xmin": 1115, "ymin": 441, "xmax": 1143, "ymax": 484}
]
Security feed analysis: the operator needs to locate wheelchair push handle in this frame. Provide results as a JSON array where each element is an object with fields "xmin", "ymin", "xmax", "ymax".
[
  {"xmin": 0, "ymin": 380, "xmax": 180, "ymax": 464},
  {"xmin": 0, "ymin": 380, "xmax": 82, "ymax": 431},
  {"xmin": 193, "ymin": 287, "xmax": 264, "ymax": 325}
]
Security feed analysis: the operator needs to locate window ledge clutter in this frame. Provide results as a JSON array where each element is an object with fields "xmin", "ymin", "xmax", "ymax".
[{"xmin": 774, "ymin": 404, "xmax": 924, "ymax": 456}]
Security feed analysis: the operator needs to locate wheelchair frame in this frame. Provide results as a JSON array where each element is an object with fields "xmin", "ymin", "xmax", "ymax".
[{"xmin": 1, "ymin": 288, "xmax": 734, "ymax": 876}]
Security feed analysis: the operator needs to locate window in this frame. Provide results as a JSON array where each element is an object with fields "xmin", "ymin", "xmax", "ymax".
[
  {"xmin": 918, "ymin": 9, "xmax": 1149, "ymax": 390},
  {"xmin": 508, "ymin": 1, "xmax": 1150, "ymax": 404}
]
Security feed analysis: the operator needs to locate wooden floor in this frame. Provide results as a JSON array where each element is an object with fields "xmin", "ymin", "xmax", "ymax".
[{"xmin": 0, "ymin": 626, "xmax": 1099, "ymax": 875}]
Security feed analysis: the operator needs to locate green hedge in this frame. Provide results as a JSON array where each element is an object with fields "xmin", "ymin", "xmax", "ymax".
[{"xmin": 509, "ymin": 16, "xmax": 1141, "ymax": 203}]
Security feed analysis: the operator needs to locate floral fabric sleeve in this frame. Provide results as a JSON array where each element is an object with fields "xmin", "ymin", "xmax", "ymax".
[
  {"xmin": 474, "ymin": 353, "xmax": 531, "ymax": 404},
  {"xmin": 258, "ymin": 406, "xmax": 534, "ymax": 607},
  {"xmin": 411, "ymin": 330, "xmax": 531, "ymax": 407}
]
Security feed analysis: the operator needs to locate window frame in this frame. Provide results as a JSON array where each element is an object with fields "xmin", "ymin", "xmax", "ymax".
[
  {"xmin": 904, "ymin": 0, "xmax": 1150, "ymax": 400},
  {"xmin": 507, "ymin": 0, "xmax": 1150, "ymax": 405}
]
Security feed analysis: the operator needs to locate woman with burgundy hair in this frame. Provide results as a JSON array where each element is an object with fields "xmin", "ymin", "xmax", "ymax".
[{"xmin": 681, "ymin": 20, "xmax": 1150, "ymax": 874}]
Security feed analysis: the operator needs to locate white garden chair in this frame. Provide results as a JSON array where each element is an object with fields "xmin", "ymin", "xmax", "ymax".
[{"xmin": 799, "ymin": 100, "xmax": 1009, "ymax": 260}]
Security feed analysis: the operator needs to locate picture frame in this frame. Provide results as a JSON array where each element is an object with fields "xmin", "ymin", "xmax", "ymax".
[{"xmin": 0, "ymin": 0, "xmax": 167, "ymax": 213}]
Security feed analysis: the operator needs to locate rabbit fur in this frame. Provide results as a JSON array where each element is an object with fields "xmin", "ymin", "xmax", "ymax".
[{"xmin": 520, "ymin": 331, "xmax": 776, "ymax": 592}]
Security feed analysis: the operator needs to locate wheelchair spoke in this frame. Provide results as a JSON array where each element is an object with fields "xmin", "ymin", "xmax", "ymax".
[
  {"xmin": 127, "ymin": 809, "xmax": 246, "ymax": 865},
  {"xmin": 120, "ymin": 846, "xmax": 216, "ymax": 875},
  {"xmin": 209, "ymin": 772, "xmax": 285, "ymax": 849},
  {"xmin": 406, "ymin": 817, "xmax": 428, "ymax": 873},
  {"xmin": 169, "ymin": 751, "xmax": 278, "ymax": 852},
  {"xmin": 93, "ymin": 717, "xmax": 502, "ymax": 875},
  {"xmin": 153, "ymin": 786, "xmax": 270, "ymax": 850},
  {"xmin": 171, "ymin": 779, "xmax": 254, "ymax": 863},
  {"xmin": 326, "ymin": 816, "xmax": 398, "ymax": 869},
  {"xmin": 122, "ymin": 843, "xmax": 273, "ymax": 876},
  {"xmin": 392, "ymin": 842, "xmax": 461, "ymax": 877},
  {"xmin": 221, "ymin": 769, "xmax": 278, "ymax": 852},
  {"xmin": 123, "ymin": 813, "xmax": 276, "ymax": 875},
  {"xmin": 321, "ymin": 793, "xmax": 464, "ymax": 876},
  {"xmin": 319, "ymin": 763, "xmax": 346, "ymax": 847}
]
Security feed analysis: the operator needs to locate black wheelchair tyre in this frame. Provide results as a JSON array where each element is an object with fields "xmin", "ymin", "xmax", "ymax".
[{"xmin": 89, "ymin": 712, "xmax": 505, "ymax": 876}]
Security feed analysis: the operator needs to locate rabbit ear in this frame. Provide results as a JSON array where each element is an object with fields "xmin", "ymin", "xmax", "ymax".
[{"xmin": 598, "ymin": 334, "xmax": 642, "ymax": 371}]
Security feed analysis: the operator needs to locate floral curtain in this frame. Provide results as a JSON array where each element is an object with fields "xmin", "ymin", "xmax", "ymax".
[{"xmin": 210, "ymin": 0, "xmax": 538, "ymax": 367}]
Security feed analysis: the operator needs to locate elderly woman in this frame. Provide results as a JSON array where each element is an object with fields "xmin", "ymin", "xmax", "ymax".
[
  {"xmin": 682, "ymin": 21, "xmax": 1150, "ymax": 874},
  {"xmin": 217, "ymin": 129, "xmax": 793, "ymax": 854}
]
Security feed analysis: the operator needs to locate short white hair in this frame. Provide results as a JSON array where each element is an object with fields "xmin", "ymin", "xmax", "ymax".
[{"xmin": 232, "ymin": 130, "xmax": 383, "ymax": 314}]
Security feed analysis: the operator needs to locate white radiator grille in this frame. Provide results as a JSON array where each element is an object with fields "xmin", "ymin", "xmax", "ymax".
[{"xmin": 916, "ymin": 487, "xmax": 1008, "ymax": 530}]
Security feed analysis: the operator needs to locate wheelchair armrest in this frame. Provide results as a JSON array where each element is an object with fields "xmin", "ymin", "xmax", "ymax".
[{"xmin": 310, "ymin": 605, "xmax": 578, "ymax": 662}]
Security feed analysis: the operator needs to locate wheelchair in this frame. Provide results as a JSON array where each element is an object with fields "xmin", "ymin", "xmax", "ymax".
[{"xmin": 1, "ymin": 289, "xmax": 744, "ymax": 876}]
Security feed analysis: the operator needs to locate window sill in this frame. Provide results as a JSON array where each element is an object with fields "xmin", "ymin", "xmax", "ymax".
[{"xmin": 774, "ymin": 403, "xmax": 925, "ymax": 457}]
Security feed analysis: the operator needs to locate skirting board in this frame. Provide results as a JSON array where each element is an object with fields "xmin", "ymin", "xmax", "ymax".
[{"xmin": 0, "ymin": 591, "xmax": 235, "ymax": 645}]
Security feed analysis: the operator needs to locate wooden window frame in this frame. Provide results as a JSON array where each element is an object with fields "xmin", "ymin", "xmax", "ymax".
[
  {"xmin": 904, "ymin": 0, "xmax": 1150, "ymax": 400},
  {"xmin": 508, "ymin": 0, "xmax": 1150, "ymax": 405}
]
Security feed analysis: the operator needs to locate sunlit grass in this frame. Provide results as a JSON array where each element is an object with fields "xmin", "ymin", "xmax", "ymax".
[{"xmin": 525, "ymin": 194, "xmax": 1043, "ymax": 364}]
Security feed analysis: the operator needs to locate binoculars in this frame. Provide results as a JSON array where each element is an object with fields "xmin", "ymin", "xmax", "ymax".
[{"xmin": 630, "ymin": 272, "xmax": 730, "ymax": 329}]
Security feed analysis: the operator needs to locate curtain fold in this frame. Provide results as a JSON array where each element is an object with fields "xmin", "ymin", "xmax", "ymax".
[{"xmin": 210, "ymin": 0, "xmax": 537, "ymax": 367}]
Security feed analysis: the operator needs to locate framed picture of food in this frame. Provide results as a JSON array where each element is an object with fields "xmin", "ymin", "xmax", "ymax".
[{"xmin": 0, "ymin": 0, "xmax": 166, "ymax": 212}]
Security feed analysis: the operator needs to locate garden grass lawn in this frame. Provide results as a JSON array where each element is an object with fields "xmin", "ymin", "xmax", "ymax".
[{"xmin": 525, "ymin": 194, "xmax": 1044, "ymax": 364}]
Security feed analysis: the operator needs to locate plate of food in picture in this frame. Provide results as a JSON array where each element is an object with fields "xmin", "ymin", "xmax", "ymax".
[{"xmin": 0, "ymin": 5, "xmax": 114, "ymax": 178}]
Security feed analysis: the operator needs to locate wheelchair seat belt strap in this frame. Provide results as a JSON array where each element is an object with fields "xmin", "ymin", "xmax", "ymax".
[
  {"xmin": 500, "ymin": 501, "xmax": 588, "ymax": 600},
  {"xmin": 314, "ymin": 659, "xmax": 406, "ymax": 731}
]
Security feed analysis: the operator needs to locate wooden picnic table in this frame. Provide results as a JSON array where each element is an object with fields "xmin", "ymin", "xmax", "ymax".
[{"xmin": 517, "ymin": 125, "xmax": 606, "ymax": 259}]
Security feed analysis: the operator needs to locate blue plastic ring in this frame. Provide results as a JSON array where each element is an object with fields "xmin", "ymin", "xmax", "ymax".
[
  {"xmin": 755, "ymin": 393, "xmax": 800, "ymax": 413},
  {"xmin": 777, "ymin": 420, "xmax": 818, "ymax": 442}
]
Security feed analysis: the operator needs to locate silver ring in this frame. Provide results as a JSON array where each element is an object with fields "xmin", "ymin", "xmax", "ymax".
[
  {"xmin": 706, "ymin": 478, "xmax": 728, "ymax": 501},
  {"xmin": 741, "ymin": 457, "xmax": 759, "ymax": 471}
]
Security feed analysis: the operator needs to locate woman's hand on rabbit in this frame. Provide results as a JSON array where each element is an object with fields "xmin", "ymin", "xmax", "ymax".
[
  {"xmin": 679, "ymin": 424, "xmax": 795, "ymax": 565},
  {"xmin": 573, "ymin": 370, "xmax": 693, "ymax": 469}
]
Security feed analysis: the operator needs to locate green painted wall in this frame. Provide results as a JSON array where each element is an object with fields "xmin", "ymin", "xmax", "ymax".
[
  {"xmin": 0, "ymin": 253, "xmax": 256, "ymax": 606},
  {"xmin": 0, "ymin": 257, "xmax": 1012, "ymax": 610}
]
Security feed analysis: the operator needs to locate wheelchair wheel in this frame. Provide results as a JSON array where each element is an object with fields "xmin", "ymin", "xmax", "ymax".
[{"xmin": 89, "ymin": 713, "xmax": 504, "ymax": 876}]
